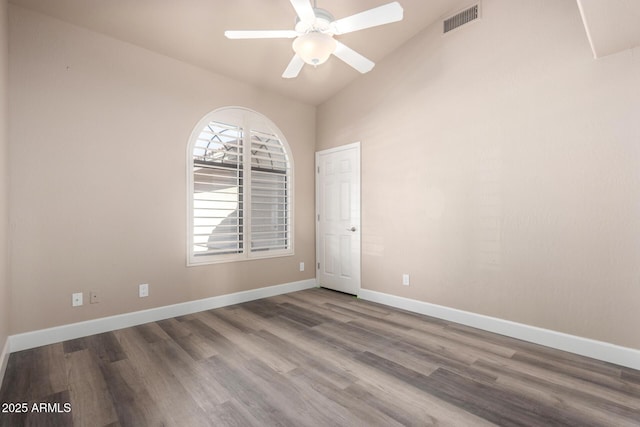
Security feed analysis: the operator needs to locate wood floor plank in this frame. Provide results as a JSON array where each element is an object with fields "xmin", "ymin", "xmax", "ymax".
[
  {"xmin": 476, "ymin": 352, "xmax": 640, "ymax": 410},
  {"xmin": 156, "ymin": 316, "xmax": 220, "ymax": 362},
  {"xmin": 239, "ymin": 299, "xmax": 284, "ymax": 318},
  {"xmin": 345, "ymin": 379, "xmax": 498, "ymax": 427},
  {"xmin": 84, "ymin": 332, "xmax": 128, "ymax": 364},
  {"xmin": 2, "ymin": 288, "xmax": 639, "ymax": 426},
  {"xmin": 194, "ymin": 311, "xmax": 297, "ymax": 373},
  {"xmin": 99, "ymin": 358, "xmax": 168, "ymax": 427},
  {"xmin": 0, "ymin": 348, "xmax": 36, "ymax": 403},
  {"xmin": 150, "ymin": 336, "xmax": 230, "ymax": 408},
  {"xmin": 384, "ymin": 304, "xmax": 451, "ymax": 327},
  {"xmin": 63, "ymin": 337, "xmax": 87, "ymax": 354},
  {"xmin": 207, "ymin": 310, "xmax": 259, "ymax": 334},
  {"xmin": 290, "ymin": 287, "xmax": 359, "ymax": 308},
  {"xmin": 202, "ymin": 355, "xmax": 298, "ymax": 427},
  {"xmin": 156, "ymin": 318, "xmax": 193, "ymax": 341},
  {"xmin": 431, "ymin": 325, "xmax": 519, "ymax": 359},
  {"xmin": 397, "ymin": 321, "xmax": 518, "ymax": 361},
  {"xmin": 172, "ymin": 332, "xmax": 219, "ymax": 361},
  {"xmin": 252, "ymin": 329, "xmax": 359, "ymax": 389},
  {"xmin": 323, "ymin": 301, "xmax": 395, "ymax": 323},
  {"xmin": 512, "ymin": 340, "xmax": 623, "ymax": 377},
  {"xmin": 114, "ymin": 328, "xmax": 212, "ymax": 427},
  {"xmin": 426, "ymin": 367, "xmax": 604, "ymax": 427},
  {"xmin": 206, "ymin": 400, "xmax": 263, "ymax": 427},
  {"xmin": 0, "ymin": 344, "xmax": 68, "ymax": 404},
  {"xmin": 65, "ymin": 348, "xmax": 119, "ymax": 427},
  {"xmin": 623, "ymin": 368, "xmax": 640, "ymax": 385},
  {"xmin": 349, "ymin": 316, "xmax": 500, "ymax": 372},
  {"xmin": 312, "ymin": 319, "xmax": 394, "ymax": 352},
  {"xmin": 284, "ymin": 363, "xmax": 408, "ymax": 427},
  {"xmin": 375, "ymin": 339, "xmax": 497, "ymax": 384},
  {"xmin": 445, "ymin": 321, "xmax": 589, "ymax": 362},
  {"xmin": 271, "ymin": 293, "xmax": 358, "ymax": 323},
  {"xmin": 279, "ymin": 301, "xmax": 340, "ymax": 326},
  {"xmin": 493, "ymin": 367, "xmax": 640, "ymax": 427},
  {"xmin": 243, "ymin": 357, "xmax": 370, "ymax": 427},
  {"xmin": 132, "ymin": 322, "xmax": 172, "ymax": 344},
  {"xmin": 224, "ymin": 305, "xmax": 295, "ymax": 333},
  {"xmin": 511, "ymin": 350, "xmax": 640, "ymax": 398},
  {"xmin": 474, "ymin": 358, "xmax": 640, "ymax": 422}
]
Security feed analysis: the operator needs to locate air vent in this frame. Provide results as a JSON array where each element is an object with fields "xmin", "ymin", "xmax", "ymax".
[{"xmin": 443, "ymin": 4, "xmax": 480, "ymax": 34}]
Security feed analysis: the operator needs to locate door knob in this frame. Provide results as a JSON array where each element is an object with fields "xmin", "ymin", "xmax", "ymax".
[{"xmin": 347, "ymin": 226, "xmax": 357, "ymax": 232}]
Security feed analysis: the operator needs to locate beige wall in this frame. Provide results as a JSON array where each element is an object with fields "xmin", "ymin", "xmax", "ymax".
[
  {"xmin": 7, "ymin": 0, "xmax": 640, "ymax": 352},
  {"xmin": 318, "ymin": 0, "xmax": 640, "ymax": 349},
  {"xmin": 0, "ymin": 0, "xmax": 9, "ymax": 349},
  {"xmin": 8, "ymin": 6, "xmax": 316, "ymax": 334}
]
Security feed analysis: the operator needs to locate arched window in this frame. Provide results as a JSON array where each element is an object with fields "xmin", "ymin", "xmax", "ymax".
[{"xmin": 187, "ymin": 107, "xmax": 293, "ymax": 265}]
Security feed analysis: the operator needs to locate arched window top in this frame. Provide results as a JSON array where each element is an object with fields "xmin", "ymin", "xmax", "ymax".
[
  {"xmin": 187, "ymin": 107, "xmax": 294, "ymax": 265},
  {"xmin": 192, "ymin": 108, "xmax": 292, "ymax": 171}
]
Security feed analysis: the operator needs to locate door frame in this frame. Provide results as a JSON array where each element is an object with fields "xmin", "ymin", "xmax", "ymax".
[{"xmin": 315, "ymin": 142, "xmax": 362, "ymax": 294}]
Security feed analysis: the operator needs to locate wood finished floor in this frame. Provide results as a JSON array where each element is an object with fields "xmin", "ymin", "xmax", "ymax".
[{"xmin": 1, "ymin": 288, "xmax": 639, "ymax": 427}]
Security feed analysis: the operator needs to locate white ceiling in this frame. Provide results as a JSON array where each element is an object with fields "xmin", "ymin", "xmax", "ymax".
[
  {"xmin": 577, "ymin": 0, "xmax": 640, "ymax": 59},
  {"xmin": 9, "ymin": 1, "xmax": 640, "ymax": 105},
  {"xmin": 9, "ymin": 0, "xmax": 470, "ymax": 105}
]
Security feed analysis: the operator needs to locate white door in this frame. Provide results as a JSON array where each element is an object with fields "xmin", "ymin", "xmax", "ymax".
[{"xmin": 316, "ymin": 143, "xmax": 361, "ymax": 295}]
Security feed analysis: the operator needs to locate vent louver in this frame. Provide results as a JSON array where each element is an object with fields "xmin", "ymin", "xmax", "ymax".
[{"xmin": 443, "ymin": 4, "xmax": 479, "ymax": 34}]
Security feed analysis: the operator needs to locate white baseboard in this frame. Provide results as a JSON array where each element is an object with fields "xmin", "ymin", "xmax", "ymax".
[
  {"xmin": 7, "ymin": 281, "xmax": 638, "ymax": 373},
  {"xmin": 0, "ymin": 337, "xmax": 9, "ymax": 389},
  {"xmin": 9, "ymin": 279, "xmax": 316, "ymax": 353},
  {"xmin": 358, "ymin": 289, "xmax": 640, "ymax": 371}
]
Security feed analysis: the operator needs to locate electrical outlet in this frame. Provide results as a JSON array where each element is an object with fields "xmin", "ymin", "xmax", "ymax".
[
  {"xmin": 72, "ymin": 292, "xmax": 83, "ymax": 307},
  {"xmin": 402, "ymin": 274, "xmax": 410, "ymax": 286},
  {"xmin": 139, "ymin": 283, "xmax": 149, "ymax": 298},
  {"xmin": 90, "ymin": 291, "xmax": 100, "ymax": 304},
  {"xmin": 299, "ymin": 262, "xmax": 305, "ymax": 272}
]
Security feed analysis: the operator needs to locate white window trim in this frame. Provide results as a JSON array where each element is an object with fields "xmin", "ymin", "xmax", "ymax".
[{"xmin": 186, "ymin": 107, "xmax": 294, "ymax": 266}]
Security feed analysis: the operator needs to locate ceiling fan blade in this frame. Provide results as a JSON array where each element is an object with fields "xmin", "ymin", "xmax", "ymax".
[
  {"xmin": 333, "ymin": 42, "xmax": 375, "ymax": 74},
  {"xmin": 332, "ymin": 1, "xmax": 404, "ymax": 35},
  {"xmin": 289, "ymin": 0, "xmax": 316, "ymax": 24},
  {"xmin": 225, "ymin": 30, "xmax": 299, "ymax": 39},
  {"xmin": 282, "ymin": 54, "xmax": 305, "ymax": 78}
]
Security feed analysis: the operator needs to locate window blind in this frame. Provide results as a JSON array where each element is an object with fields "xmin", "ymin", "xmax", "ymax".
[
  {"xmin": 192, "ymin": 121, "xmax": 243, "ymax": 256},
  {"xmin": 189, "ymin": 112, "xmax": 292, "ymax": 263},
  {"xmin": 250, "ymin": 129, "xmax": 290, "ymax": 253}
]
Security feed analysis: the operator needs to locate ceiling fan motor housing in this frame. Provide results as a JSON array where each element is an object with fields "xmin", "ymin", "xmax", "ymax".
[{"xmin": 295, "ymin": 8, "xmax": 335, "ymax": 33}]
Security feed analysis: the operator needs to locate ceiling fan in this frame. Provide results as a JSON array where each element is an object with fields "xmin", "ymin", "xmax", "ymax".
[{"xmin": 224, "ymin": 0, "xmax": 404, "ymax": 78}]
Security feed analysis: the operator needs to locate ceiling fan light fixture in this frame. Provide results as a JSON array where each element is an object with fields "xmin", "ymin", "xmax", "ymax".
[
  {"xmin": 226, "ymin": 1, "xmax": 405, "ymax": 78},
  {"xmin": 292, "ymin": 32, "xmax": 337, "ymax": 66}
]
